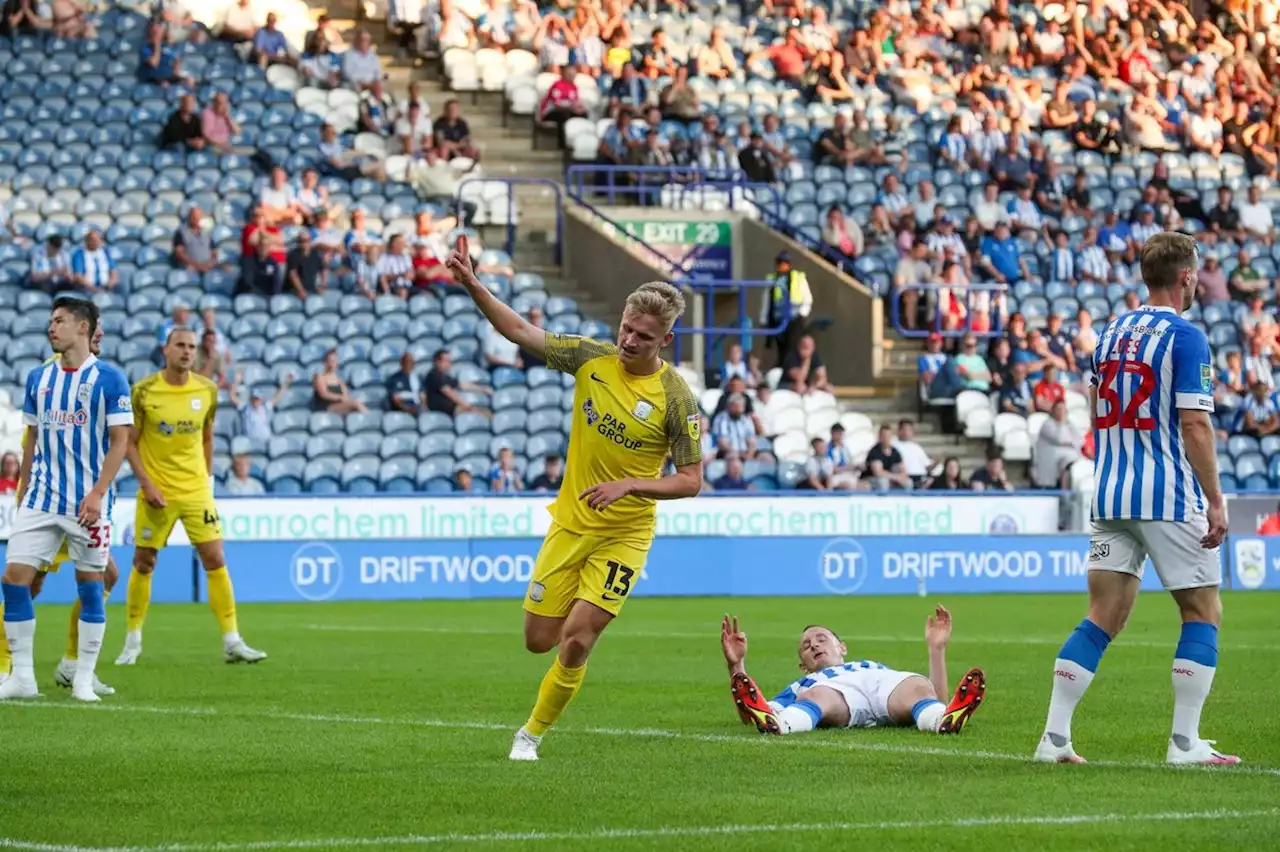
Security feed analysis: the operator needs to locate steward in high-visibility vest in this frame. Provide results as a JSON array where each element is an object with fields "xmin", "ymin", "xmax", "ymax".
[{"xmin": 762, "ymin": 251, "xmax": 812, "ymax": 360}]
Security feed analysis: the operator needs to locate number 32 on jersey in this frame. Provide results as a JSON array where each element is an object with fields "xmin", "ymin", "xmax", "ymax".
[{"xmin": 1095, "ymin": 359, "xmax": 1156, "ymax": 430}]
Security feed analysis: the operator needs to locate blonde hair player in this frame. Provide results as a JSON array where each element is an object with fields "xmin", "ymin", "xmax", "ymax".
[
  {"xmin": 113, "ymin": 328, "xmax": 267, "ymax": 666},
  {"xmin": 0, "ymin": 324, "xmax": 119, "ymax": 697},
  {"xmin": 445, "ymin": 236, "xmax": 703, "ymax": 761}
]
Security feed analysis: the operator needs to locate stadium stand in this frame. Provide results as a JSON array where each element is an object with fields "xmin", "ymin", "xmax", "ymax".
[{"xmin": 3, "ymin": 0, "xmax": 1280, "ymax": 499}]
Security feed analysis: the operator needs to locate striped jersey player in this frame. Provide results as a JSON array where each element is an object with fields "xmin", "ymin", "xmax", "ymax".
[
  {"xmin": 723, "ymin": 607, "xmax": 986, "ymax": 737},
  {"xmin": 1, "ymin": 298, "xmax": 132, "ymax": 703},
  {"xmin": 1036, "ymin": 232, "xmax": 1238, "ymax": 767}
]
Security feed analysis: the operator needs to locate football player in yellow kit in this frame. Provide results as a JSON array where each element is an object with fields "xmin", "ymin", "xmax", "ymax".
[
  {"xmin": 0, "ymin": 324, "xmax": 118, "ymax": 695},
  {"xmin": 114, "ymin": 327, "xmax": 266, "ymax": 665},
  {"xmin": 445, "ymin": 237, "xmax": 703, "ymax": 761}
]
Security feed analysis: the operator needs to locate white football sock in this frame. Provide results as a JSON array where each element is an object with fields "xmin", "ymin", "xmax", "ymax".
[
  {"xmin": 1171, "ymin": 659, "xmax": 1215, "ymax": 744},
  {"xmin": 223, "ymin": 631, "xmax": 242, "ymax": 648},
  {"xmin": 4, "ymin": 618, "xmax": 36, "ymax": 682},
  {"xmin": 73, "ymin": 620, "xmax": 106, "ymax": 690},
  {"xmin": 916, "ymin": 702, "xmax": 946, "ymax": 732},
  {"xmin": 776, "ymin": 702, "xmax": 820, "ymax": 734},
  {"xmin": 1044, "ymin": 658, "xmax": 1094, "ymax": 741}
]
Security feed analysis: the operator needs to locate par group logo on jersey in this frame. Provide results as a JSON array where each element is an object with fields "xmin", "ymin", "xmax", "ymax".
[
  {"xmin": 1233, "ymin": 538, "xmax": 1267, "ymax": 590},
  {"xmin": 819, "ymin": 537, "xmax": 868, "ymax": 595},
  {"xmin": 291, "ymin": 542, "xmax": 344, "ymax": 601},
  {"xmin": 632, "ymin": 399, "xmax": 654, "ymax": 421}
]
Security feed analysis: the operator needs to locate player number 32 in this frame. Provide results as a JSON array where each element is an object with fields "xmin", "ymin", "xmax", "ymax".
[{"xmin": 1095, "ymin": 360, "xmax": 1156, "ymax": 430}]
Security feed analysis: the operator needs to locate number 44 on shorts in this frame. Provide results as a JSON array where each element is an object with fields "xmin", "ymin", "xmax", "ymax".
[{"xmin": 204, "ymin": 510, "xmax": 220, "ymax": 526}]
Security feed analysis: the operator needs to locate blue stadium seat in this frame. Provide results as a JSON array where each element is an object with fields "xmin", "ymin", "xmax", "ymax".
[
  {"xmin": 418, "ymin": 411, "xmax": 453, "ymax": 434},
  {"xmin": 382, "ymin": 411, "xmax": 416, "ymax": 434}
]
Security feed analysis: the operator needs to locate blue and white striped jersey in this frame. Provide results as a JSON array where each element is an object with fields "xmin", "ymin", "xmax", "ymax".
[
  {"xmin": 771, "ymin": 660, "xmax": 890, "ymax": 708},
  {"xmin": 22, "ymin": 355, "xmax": 133, "ymax": 520},
  {"xmin": 1092, "ymin": 306, "xmax": 1214, "ymax": 522}
]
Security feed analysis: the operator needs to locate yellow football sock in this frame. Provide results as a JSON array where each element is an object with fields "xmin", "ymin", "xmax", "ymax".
[
  {"xmin": 524, "ymin": 657, "xmax": 587, "ymax": 736},
  {"xmin": 206, "ymin": 567, "xmax": 239, "ymax": 637},
  {"xmin": 63, "ymin": 591, "xmax": 109, "ymax": 661},
  {"xmin": 126, "ymin": 570, "xmax": 153, "ymax": 633},
  {"xmin": 0, "ymin": 601, "xmax": 8, "ymax": 674}
]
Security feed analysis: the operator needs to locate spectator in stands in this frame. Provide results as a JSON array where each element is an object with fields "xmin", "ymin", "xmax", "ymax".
[
  {"xmin": 1072, "ymin": 99, "xmax": 1121, "ymax": 162},
  {"xmin": 894, "ymin": 420, "xmax": 932, "ymax": 487},
  {"xmin": 695, "ymin": 27, "xmax": 737, "ymax": 79},
  {"xmin": 482, "ymin": 319, "xmax": 523, "ymax": 370},
  {"xmin": 343, "ymin": 30, "xmax": 381, "ymax": 91},
  {"xmin": 1217, "ymin": 350, "xmax": 1248, "ymax": 410},
  {"xmin": 749, "ymin": 27, "xmax": 807, "ymax": 86},
  {"xmin": 1239, "ymin": 184, "xmax": 1275, "ymax": 244},
  {"xmin": 172, "ymin": 207, "xmax": 218, "ymax": 273},
  {"xmin": 223, "ymin": 454, "xmax": 264, "ymax": 496},
  {"xmin": 294, "ymin": 170, "xmax": 330, "ymax": 225},
  {"xmin": 894, "ymin": 241, "xmax": 932, "ymax": 332},
  {"xmin": 529, "ymin": 455, "xmax": 563, "ymax": 492},
  {"xmin": 160, "ymin": 94, "xmax": 204, "ymax": 150},
  {"xmin": 353, "ymin": 244, "xmax": 381, "ymax": 300},
  {"xmin": 218, "ymin": 0, "xmax": 255, "ymax": 42},
  {"xmin": 395, "ymin": 101, "xmax": 433, "ymax": 157},
  {"xmin": 286, "ymin": 232, "xmax": 327, "ymax": 299},
  {"xmin": 241, "ymin": 206, "xmax": 286, "ymax": 295},
  {"xmin": 343, "ymin": 208, "xmax": 378, "ymax": 260},
  {"xmin": 970, "ymin": 449, "xmax": 1014, "ymax": 492},
  {"xmin": 252, "ymin": 13, "xmax": 296, "ymax": 69},
  {"xmin": 824, "ymin": 425, "xmax": 861, "ymax": 491},
  {"xmin": 1129, "ymin": 205, "xmax": 1163, "ymax": 247},
  {"xmin": 139, "ymin": 20, "xmax": 191, "ymax": 87},
  {"xmin": 980, "ymin": 221, "xmax": 1031, "ymax": 284},
  {"xmin": 28, "ymin": 235, "xmax": 70, "ymax": 293},
  {"xmin": 917, "ymin": 332, "xmax": 946, "ymax": 389},
  {"xmin": 1034, "ymin": 364, "xmax": 1066, "ymax": 413},
  {"xmin": 409, "ymin": 150, "xmax": 477, "ymax": 227},
  {"xmin": 712, "ymin": 393, "xmax": 758, "ymax": 460},
  {"xmin": 411, "ymin": 242, "xmax": 452, "ymax": 290},
  {"xmin": 375, "ymin": 234, "xmax": 413, "ymax": 297},
  {"xmin": 311, "ymin": 209, "xmax": 345, "ymax": 257},
  {"xmin": 863, "ymin": 424, "xmax": 911, "ymax": 491},
  {"xmin": 156, "ymin": 303, "xmax": 192, "ymax": 349},
  {"xmin": 802, "ymin": 437, "xmax": 834, "ymax": 490},
  {"xmin": 433, "ymin": 99, "xmax": 481, "ymax": 162},
  {"xmin": 425, "ymin": 349, "xmax": 492, "ymax": 417},
  {"xmin": 1000, "ymin": 361, "xmax": 1034, "ymax": 417},
  {"xmin": 763, "ymin": 252, "xmax": 812, "ymax": 362},
  {"xmin": 535, "ymin": 14, "xmax": 571, "ymax": 71},
  {"xmin": 737, "ymin": 132, "xmax": 778, "ymax": 184},
  {"xmin": 258, "ymin": 167, "xmax": 303, "ymax": 226},
  {"xmin": 385, "ymin": 353, "xmax": 423, "ymax": 415},
  {"xmin": 1239, "ymin": 381, "xmax": 1280, "ymax": 438},
  {"xmin": 955, "ymin": 334, "xmax": 993, "ymax": 391},
  {"xmin": 720, "ymin": 343, "xmax": 751, "ymax": 387},
  {"xmin": 230, "ymin": 376, "xmax": 290, "ymax": 443},
  {"xmin": 311, "ymin": 349, "xmax": 367, "ymax": 414},
  {"xmin": 1077, "ymin": 226, "xmax": 1110, "ymax": 284},
  {"xmin": 300, "ymin": 33, "xmax": 342, "ymax": 89},
  {"xmin": 198, "ymin": 92, "xmax": 242, "ymax": 155},
  {"xmin": 195, "ymin": 329, "xmax": 231, "ymax": 388},
  {"xmin": 358, "ymin": 78, "xmax": 394, "ymax": 135},
  {"xmin": 1245, "ymin": 337, "xmax": 1277, "ymax": 390},
  {"xmin": 822, "ymin": 207, "xmax": 863, "ymax": 262},
  {"xmin": 1241, "ymin": 294, "xmax": 1274, "ymax": 346},
  {"xmin": 490, "ymin": 448, "xmax": 524, "ymax": 493},
  {"xmin": 1033, "ymin": 401, "xmax": 1083, "ymax": 489},
  {"xmin": 777, "ymin": 334, "xmax": 832, "ymax": 396},
  {"xmin": 1006, "ymin": 182, "xmax": 1045, "ymax": 236},
  {"xmin": 1188, "ymin": 101, "xmax": 1224, "ymax": 158},
  {"xmin": 658, "ymin": 64, "xmax": 700, "ymax": 126},
  {"xmin": 1196, "ymin": 253, "xmax": 1230, "ymax": 304},
  {"xmin": 1230, "ymin": 248, "xmax": 1271, "ymax": 300},
  {"xmin": 69, "ymin": 230, "xmax": 117, "ymax": 292},
  {"xmin": 318, "ymin": 123, "xmax": 388, "ymax": 182},
  {"xmin": 538, "ymin": 65, "xmax": 587, "ymax": 142},
  {"xmin": 926, "ymin": 457, "xmax": 965, "ymax": 491},
  {"xmin": 1046, "ymin": 229, "xmax": 1076, "ymax": 284},
  {"xmin": 607, "ymin": 64, "xmax": 648, "ymax": 117},
  {"xmin": 1206, "ymin": 186, "xmax": 1243, "ymax": 244},
  {"xmin": 453, "ymin": 468, "xmax": 474, "ymax": 493},
  {"xmin": 711, "ymin": 456, "xmax": 750, "ymax": 492},
  {"xmin": 0, "ymin": 451, "xmax": 20, "ymax": 495}
]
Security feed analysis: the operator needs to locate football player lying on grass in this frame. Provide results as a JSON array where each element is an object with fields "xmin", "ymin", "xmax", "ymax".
[{"xmin": 722, "ymin": 605, "xmax": 986, "ymax": 735}]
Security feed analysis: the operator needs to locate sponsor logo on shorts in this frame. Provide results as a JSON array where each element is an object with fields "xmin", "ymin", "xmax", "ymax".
[
  {"xmin": 1089, "ymin": 541, "xmax": 1110, "ymax": 561},
  {"xmin": 528, "ymin": 581, "xmax": 544, "ymax": 603}
]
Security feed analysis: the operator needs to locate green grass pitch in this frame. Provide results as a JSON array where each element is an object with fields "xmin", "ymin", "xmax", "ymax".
[{"xmin": 2, "ymin": 592, "xmax": 1278, "ymax": 852}]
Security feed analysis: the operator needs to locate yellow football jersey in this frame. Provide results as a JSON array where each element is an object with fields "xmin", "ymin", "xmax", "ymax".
[
  {"xmin": 544, "ymin": 334, "xmax": 702, "ymax": 538},
  {"xmin": 132, "ymin": 372, "xmax": 219, "ymax": 495}
]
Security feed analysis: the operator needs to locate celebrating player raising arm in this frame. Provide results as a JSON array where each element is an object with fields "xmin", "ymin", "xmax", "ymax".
[
  {"xmin": 115, "ymin": 328, "xmax": 266, "ymax": 666},
  {"xmin": 445, "ymin": 237, "xmax": 703, "ymax": 761},
  {"xmin": 722, "ymin": 606, "xmax": 985, "ymax": 736},
  {"xmin": 1035, "ymin": 232, "xmax": 1238, "ymax": 766},
  {"xmin": 1, "ymin": 298, "xmax": 131, "ymax": 702}
]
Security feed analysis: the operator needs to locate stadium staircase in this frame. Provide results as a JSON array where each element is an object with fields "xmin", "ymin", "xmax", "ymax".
[{"xmin": 312, "ymin": 5, "xmax": 1006, "ymax": 482}]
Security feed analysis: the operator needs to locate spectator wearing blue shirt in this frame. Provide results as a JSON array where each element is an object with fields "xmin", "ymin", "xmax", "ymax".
[
  {"xmin": 918, "ymin": 332, "xmax": 948, "ymax": 383},
  {"xmin": 70, "ymin": 231, "xmax": 118, "ymax": 292},
  {"xmin": 28, "ymin": 236, "xmax": 71, "ymax": 293},
  {"xmin": 139, "ymin": 20, "xmax": 190, "ymax": 86},
  {"xmin": 252, "ymin": 13, "xmax": 297, "ymax": 69},
  {"xmin": 999, "ymin": 362, "xmax": 1034, "ymax": 417},
  {"xmin": 607, "ymin": 64, "xmax": 648, "ymax": 117},
  {"xmin": 979, "ymin": 222, "xmax": 1030, "ymax": 284},
  {"xmin": 712, "ymin": 455, "xmax": 751, "ymax": 492},
  {"xmin": 490, "ymin": 448, "xmax": 525, "ymax": 493},
  {"xmin": 1097, "ymin": 209, "xmax": 1135, "ymax": 262},
  {"xmin": 597, "ymin": 111, "xmax": 643, "ymax": 165},
  {"xmin": 1239, "ymin": 381, "xmax": 1280, "ymax": 438}
]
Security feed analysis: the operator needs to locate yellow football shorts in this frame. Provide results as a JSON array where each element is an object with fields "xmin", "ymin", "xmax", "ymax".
[
  {"xmin": 524, "ymin": 522, "xmax": 652, "ymax": 618},
  {"xmin": 135, "ymin": 497, "xmax": 223, "ymax": 549}
]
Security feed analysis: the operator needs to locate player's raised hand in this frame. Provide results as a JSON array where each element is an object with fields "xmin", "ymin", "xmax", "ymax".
[
  {"xmin": 77, "ymin": 490, "xmax": 102, "ymax": 527},
  {"xmin": 445, "ymin": 234, "xmax": 476, "ymax": 285},
  {"xmin": 1202, "ymin": 499, "xmax": 1228, "ymax": 550},
  {"xmin": 141, "ymin": 481, "xmax": 167, "ymax": 510},
  {"xmin": 721, "ymin": 614, "xmax": 747, "ymax": 666},
  {"xmin": 579, "ymin": 478, "xmax": 634, "ymax": 511},
  {"xmin": 925, "ymin": 604, "xmax": 952, "ymax": 649}
]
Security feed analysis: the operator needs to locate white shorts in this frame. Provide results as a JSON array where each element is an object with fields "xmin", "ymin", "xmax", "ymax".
[
  {"xmin": 1088, "ymin": 516, "xmax": 1221, "ymax": 591},
  {"xmin": 6, "ymin": 507, "xmax": 110, "ymax": 571},
  {"xmin": 798, "ymin": 668, "xmax": 918, "ymax": 729}
]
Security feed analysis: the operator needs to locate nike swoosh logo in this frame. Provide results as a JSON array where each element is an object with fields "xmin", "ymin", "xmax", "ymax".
[
  {"xmin": 590, "ymin": 372, "xmax": 608, "ymax": 384},
  {"xmin": 601, "ymin": 593, "xmax": 619, "ymax": 602}
]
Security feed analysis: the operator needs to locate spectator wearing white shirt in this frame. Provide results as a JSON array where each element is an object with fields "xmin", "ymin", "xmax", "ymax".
[
  {"xmin": 482, "ymin": 322, "xmax": 523, "ymax": 369},
  {"xmin": 341, "ymin": 29, "xmax": 383, "ymax": 91},
  {"xmin": 825, "ymin": 425, "xmax": 861, "ymax": 490},
  {"xmin": 1077, "ymin": 227, "xmax": 1109, "ymax": 283},
  {"xmin": 1245, "ymin": 338, "xmax": 1276, "ymax": 390},
  {"xmin": 258, "ymin": 166, "xmax": 303, "ymax": 226},
  {"xmin": 1006, "ymin": 183, "xmax": 1044, "ymax": 233},
  {"xmin": 229, "ymin": 377, "xmax": 290, "ymax": 444},
  {"xmin": 397, "ymin": 81, "xmax": 431, "ymax": 124},
  {"xmin": 222, "ymin": 454, "xmax": 265, "ymax": 496},
  {"xmin": 294, "ymin": 169, "xmax": 330, "ymax": 225},
  {"xmin": 300, "ymin": 33, "xmax": 341, "ymax": 89},
  {"xmin": 1239, "ymin": 381, "xmax": 1280, "ymax": 438},
  {"xmin": 316, "ymin": 123, "xmax": 388, "ymax": 182},
  {"xmin": 1032, "ymin": 401, "xmax": 1082, "ymax": 488},
  {"xmin": 973, "ymin": 181, "xmax": 1010, "ymax": 233},
  {"xmin": 28, "ymin": 235, "xmax": 71, "ymax": 292},
  {"xmin": 395, "ymin": 101, "xmax": 433, "ymax": 157},
  {"xmin": 376, "ymin": 234, "xmax": 414, "ymax": 296},
  {"xmin": 69, "ymin": 230, "xmax": 117, "ymax": 291},
  {"xmin": 803, "ymin": 437, "xmax": 835, "ymax": 490},
  {"xmin": 1129, "ymin": 205, "xmax": 1163, "ymax": 246},
  {"xmin": 711, "ymin": 394, "xmax": 758, "ymax": 459},
  {"xmin": 1187, "ymin": 101, "xmax": 1224, "ymax": 157},
  {"xmin": 893, "ymin": 419, "xmax": 933, "ymax": 485},
  {"xmin": 1238, "ymin": 184, "xmax": 1275, "ymax": 243},
  {"xmin": 720, "ymin": 343, "xmax": 751, "ymax": 387}
]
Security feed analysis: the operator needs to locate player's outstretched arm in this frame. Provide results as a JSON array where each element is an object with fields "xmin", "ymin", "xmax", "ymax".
[
  {"xmin": 925, "ymin": 605, "xmax": 951, "ymax": 701},
  {"xmin": 721, "ymin": 614, "xmax": 749, "ymax": 677},
  {"xmin": 445, "ymin": 235, "xmax": 546, "ymax": 360},
  {"xmin": 1180, "ymin": 409, "xmax": 1228, "ymax": 548}
]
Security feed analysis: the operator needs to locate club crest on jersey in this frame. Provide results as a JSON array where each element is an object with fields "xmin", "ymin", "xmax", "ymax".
[
  {"xmin": 632, "ymin": 399, "xmax": 654, "ymax": 421},
  {"xmin": 191, "ymin": 398, "xmax": 202, "ymax": 411},
  {"xmin": 528, "ymin": 581, "xmax": 545, "ymax": 603},
  {"xmin": 77, "ymin": 382, "xmax": 94, "ymax": 404},
  {"xmin": 582, "ymin": 397, "xmax": 600, "ymax": 426}
]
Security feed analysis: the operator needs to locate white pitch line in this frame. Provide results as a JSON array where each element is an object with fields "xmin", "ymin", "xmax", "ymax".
[
  {"xmin": 6, "ymin": 700, "xmax": 1280, "ymax": 778},
  {"xmin": 1, "ymin": 807, "xmax": 1277, "ymax": 852},
  {"xmin": 298, "ymin": 623, "xmax": 1280, "ymax": 652}
]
